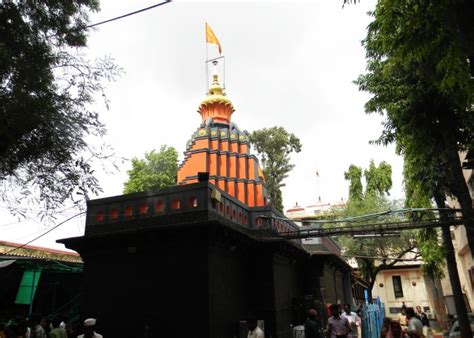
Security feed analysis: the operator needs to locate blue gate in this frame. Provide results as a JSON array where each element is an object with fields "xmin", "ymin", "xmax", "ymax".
[{"xmin": 361, "ymin": 298, "xmax": 385, "ymax": 338}]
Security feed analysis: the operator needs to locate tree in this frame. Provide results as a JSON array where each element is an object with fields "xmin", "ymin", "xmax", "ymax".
[
  {"xmin": 356, "ymin": 0, "xmax": 474, "ymax": 251},
  {"xmin": 0, "ymin": 2, "xmax": 121, "ymax": 216},
  {"xmin": 404, "ymin": 166, "xmax": 448, "ymax": 321},
  {"xmin": 356, "ymin": 1, "xmax": 474, "ymax": 335},
  {"xmin": 249, "ymin": 127, "xmax": 302, "ymax": 212},
  {"xmin": 338, "ymin": 160, "xmax": 417, "ymax": 290},
  {"xmin": 344, "ymin": 165, "xmax": 363, "ymax": 201},
  {"xmin": 123, "ymin": 145, "xmax": 178, "ymax": 194},
  {"xmin": 404, "ymin": 161, "xmax": 446, "ymax": 279}
]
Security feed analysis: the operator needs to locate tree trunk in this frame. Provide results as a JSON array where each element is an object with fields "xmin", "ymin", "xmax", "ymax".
[
  {"xmin": 435, "ymin": 193, "xmax": 472, "ymax": 337},
  {"xmin": 448, "ymin": 154, "xmax": 474, "ymax": 256},
  {"xmin": 441, "ymin": 125, "xmax": 474, "ymax": 257},
  {"xmin": 424, "ymin": 274, "xmax": 447, "ymax": 328}
]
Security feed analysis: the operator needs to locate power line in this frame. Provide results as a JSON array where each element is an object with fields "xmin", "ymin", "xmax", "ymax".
[
  {"xmin": 0, "ymin": 204, "xmax": 84, "ymax": 228},
  {"xmin": 0, "ymin": 203, "xmax": 83, "ymax": 217},
  {"xmin": 85, "ymin": 1, "xmax": 172, "ymax": 29},
  {"xmin": 11, "ymin": 228, "xmax": 49, "ymax": 242},
  {"xmin": 0, "ymin": 218, "xmax": 33, "ymax": 228},
  {"xmin": 1, "ymin": 212, "xmax": 85, "ymax": 256}
]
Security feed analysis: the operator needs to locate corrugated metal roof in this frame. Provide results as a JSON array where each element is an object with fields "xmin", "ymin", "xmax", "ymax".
[{"xmin": 0, "ymin": 241, "xmax": 82, "ymax": 263}]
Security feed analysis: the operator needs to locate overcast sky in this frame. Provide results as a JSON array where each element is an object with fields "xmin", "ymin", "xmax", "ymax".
[{"xmin": 2, "ymin": 0, "xmax": 405, "ymax": 250}]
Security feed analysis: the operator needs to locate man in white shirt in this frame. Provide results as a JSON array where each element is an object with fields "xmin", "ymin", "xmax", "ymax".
[
  {"xmin": 341, "ymin": 304, "xmax": 361, "ymax": 338},
  {"xmin": 29, "ymin": 314, "xmax": 46, "ymax": 338},
  {"xmin": 77, "ymin": 318, "xmax": 103, "ymax": 338},
  {"xmin": 247, "ymin": 316, "xmax": 264, "ymax": 338}
]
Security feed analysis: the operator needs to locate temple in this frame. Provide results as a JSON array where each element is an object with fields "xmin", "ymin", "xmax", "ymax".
[
  {"xmin": 58, "ymin": 59, "xmax": 362, "ymax": 338},
  {"xmin": 177, "ymin": 63, "xmax": 267, "ymax": 207}
]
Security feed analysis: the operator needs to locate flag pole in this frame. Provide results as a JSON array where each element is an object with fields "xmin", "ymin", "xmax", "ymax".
[
  {"xmin": 205, "ymin": 23, "xmax": 209, "ymax": 62},
  {"xmin": 205, "ymin": 24, "xmax": 208, "ymax": 94},
  {"xmin": 316, "ymin": 170, "xmax": 320, "ymax": 201}
]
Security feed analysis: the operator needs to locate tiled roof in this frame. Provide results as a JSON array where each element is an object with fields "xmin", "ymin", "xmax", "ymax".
[{"xmin": 0, "ymin": 241, "xmax": 82, "ymax": 263}]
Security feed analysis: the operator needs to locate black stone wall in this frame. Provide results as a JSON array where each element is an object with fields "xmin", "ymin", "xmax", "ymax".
[
  {"xmin": 62, "ymin": 220, "xmax": 354, "ymax": 338},
  {"xmin": 78, "ymin": 226, "xmax": 210, "ymax": 337},
  {"xmin": 63, "ymin": 222, "xmax": 313, "ymax": 338}
]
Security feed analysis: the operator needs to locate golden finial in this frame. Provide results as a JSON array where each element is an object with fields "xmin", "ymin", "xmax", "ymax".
[{"xmin": 198, "ymin": 60, "xmax": 234, "ymax": 124}]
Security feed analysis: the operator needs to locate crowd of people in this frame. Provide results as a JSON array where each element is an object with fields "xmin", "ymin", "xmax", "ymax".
[
  {"xmin": 302, "ymin": 303, "xmax": 361, "ymax": 338},
  {"xmin": 0, "ymin": 316, "xmax": 102, "ymax": 338},
  {"xmin": 300, "ymin": 302, "xmax": 430, "ymax": 338},
  {"xmin": 381, "ymin": 304, "xmax": 430, "ymax": 338},
  {"xmin": 0, "ymin": 305, "xmax": 431, "ymax": 338}
]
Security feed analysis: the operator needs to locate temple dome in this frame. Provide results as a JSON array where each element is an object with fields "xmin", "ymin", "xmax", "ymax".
[
  {"xmin": 286, "ymin": 203, "xmax": 305, "ymax": 213},
  {"xmin": 198, "ymin": 73, "xmax": 234, "ymax": 125}
]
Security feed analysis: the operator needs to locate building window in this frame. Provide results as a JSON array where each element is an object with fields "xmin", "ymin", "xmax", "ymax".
[
  {"xmin": 392, "ymin": 275, "xmax": 404, "ymax": 298},
  {"xmin": 189, "ymin": 196, "xmax": 198, "ymax": 208},
  {"xmin": 389, "ymin": 307, "xmax": 402, "ymax": 314},
  {"xmin": 155, "ymin": 200, "xmax": 164, "ymax": 213},
  {"xmin": 124, "ymin": 206, "xmax": 133, "ymax": 218},
  {"xmin": 171, "ymin": 199, "xmax": 181, "ymax": 210}
]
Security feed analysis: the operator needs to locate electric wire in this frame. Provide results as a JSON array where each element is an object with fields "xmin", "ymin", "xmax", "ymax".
[
  {"xmin": 0, "ymin": 218, "xmax": 34, "ymax": 229},
  {"xmin": 1, "ymin": 212, "xmax": 85, "ymax": 256},
  {"xmin": 0, "ymin": 203, "xmax": 83, "ymax": 213},
  {"xmin": 10, "ymin": 228, "xmax": 50, "ymax": 242},
  {"xmin": 0, "ymin": 204, "xmax": 84, "ymax": 228},
  {"xmin": 85, "ymin": 1, "xmax": 172, "ymax": 29},
  {"xmin": 7, "ymin": 212, "xmax": 85, "ymax": 241}
]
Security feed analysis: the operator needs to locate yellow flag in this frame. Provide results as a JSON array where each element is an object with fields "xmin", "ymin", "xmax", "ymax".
[{"xmin": 205, "ymin": 23, "xmax": 222, "ymax": 54}]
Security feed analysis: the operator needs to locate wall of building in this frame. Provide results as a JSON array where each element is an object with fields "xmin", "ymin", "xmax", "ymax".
[
  {"xmin": 453, "ymin": 225, "xmax": 473, "ymax": 311},
  {"xmin": 79, "ymin": 228, "xmax": 210, "ymax": 337},
  {"xmin": 442, "ymin": 151, "xmax": 474, "ymax": 315},
  {"xmin": 302, "ymin": 256, "xmax": 354, "ymax": 319},
  {"xmin": 207, "ymin": 243, "xmax": 251, "ymax": 338},
  {"xmin": 272, "ymin": 253, "xmax": 303, "ymax": 337},
  {"xmin": 69, "ymin": 223, "xmax": 318, "ymax": 338},
  {"xmin": 440, "ymin": 230, "xmax": 474, "ymax": 315},
  {"xmin": 372, "ymin": 267, "xmax": 435, "ymax": 319}
]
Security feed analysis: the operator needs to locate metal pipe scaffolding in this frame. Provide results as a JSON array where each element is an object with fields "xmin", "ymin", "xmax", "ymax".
[{"xmin": 259, "ymin": 215, "xmax": 467, "ymax": 239}]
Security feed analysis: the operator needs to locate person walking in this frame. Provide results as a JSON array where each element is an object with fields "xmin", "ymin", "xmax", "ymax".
[
  {"xmin": 415, "ymin": 306, "xmax": 430, "ymax": 337},
  {"xmin": 381, "ymin": 318, "xmax": 403, "ymax": 338},
  {"xmin": 246, "ymin": 316, "xmax": 264, "ymax": 338},
  {"xmin": 325, "ymin": 304, "xmax": 351, "ymax": 338},
  {"xmin": 77, "ymin": 318, "xmax": 102, "ymax": 338},
  {"xmin": 341, "ymin": 304, "xmax": 360, "ymax": 338},
  {"xmin": 405, "ymin": 308, "xmax": 423, "ymax": 338},
  {"xmin": 304, "ymin": 309, "xmax": 322, "ymax": 338},
  {"xmin": 397, "ymin": 307, "xmax": 407, "ymax": 332},
  {"xmin": 381, "ymin": 317, "xmax": 393, "ymax": 338},
  {"xmin": 48, "ymin": 318, "xmax": 67, "ymax": 338},
  {"xmin": 30, "ymin": 314, "xmax": 47, "ymax": 338}
]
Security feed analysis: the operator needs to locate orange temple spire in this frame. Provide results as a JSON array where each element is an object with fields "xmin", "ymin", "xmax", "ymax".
[{"xmin": 177, "ymin": 60, "xmax": 267, "ymax": 207}]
